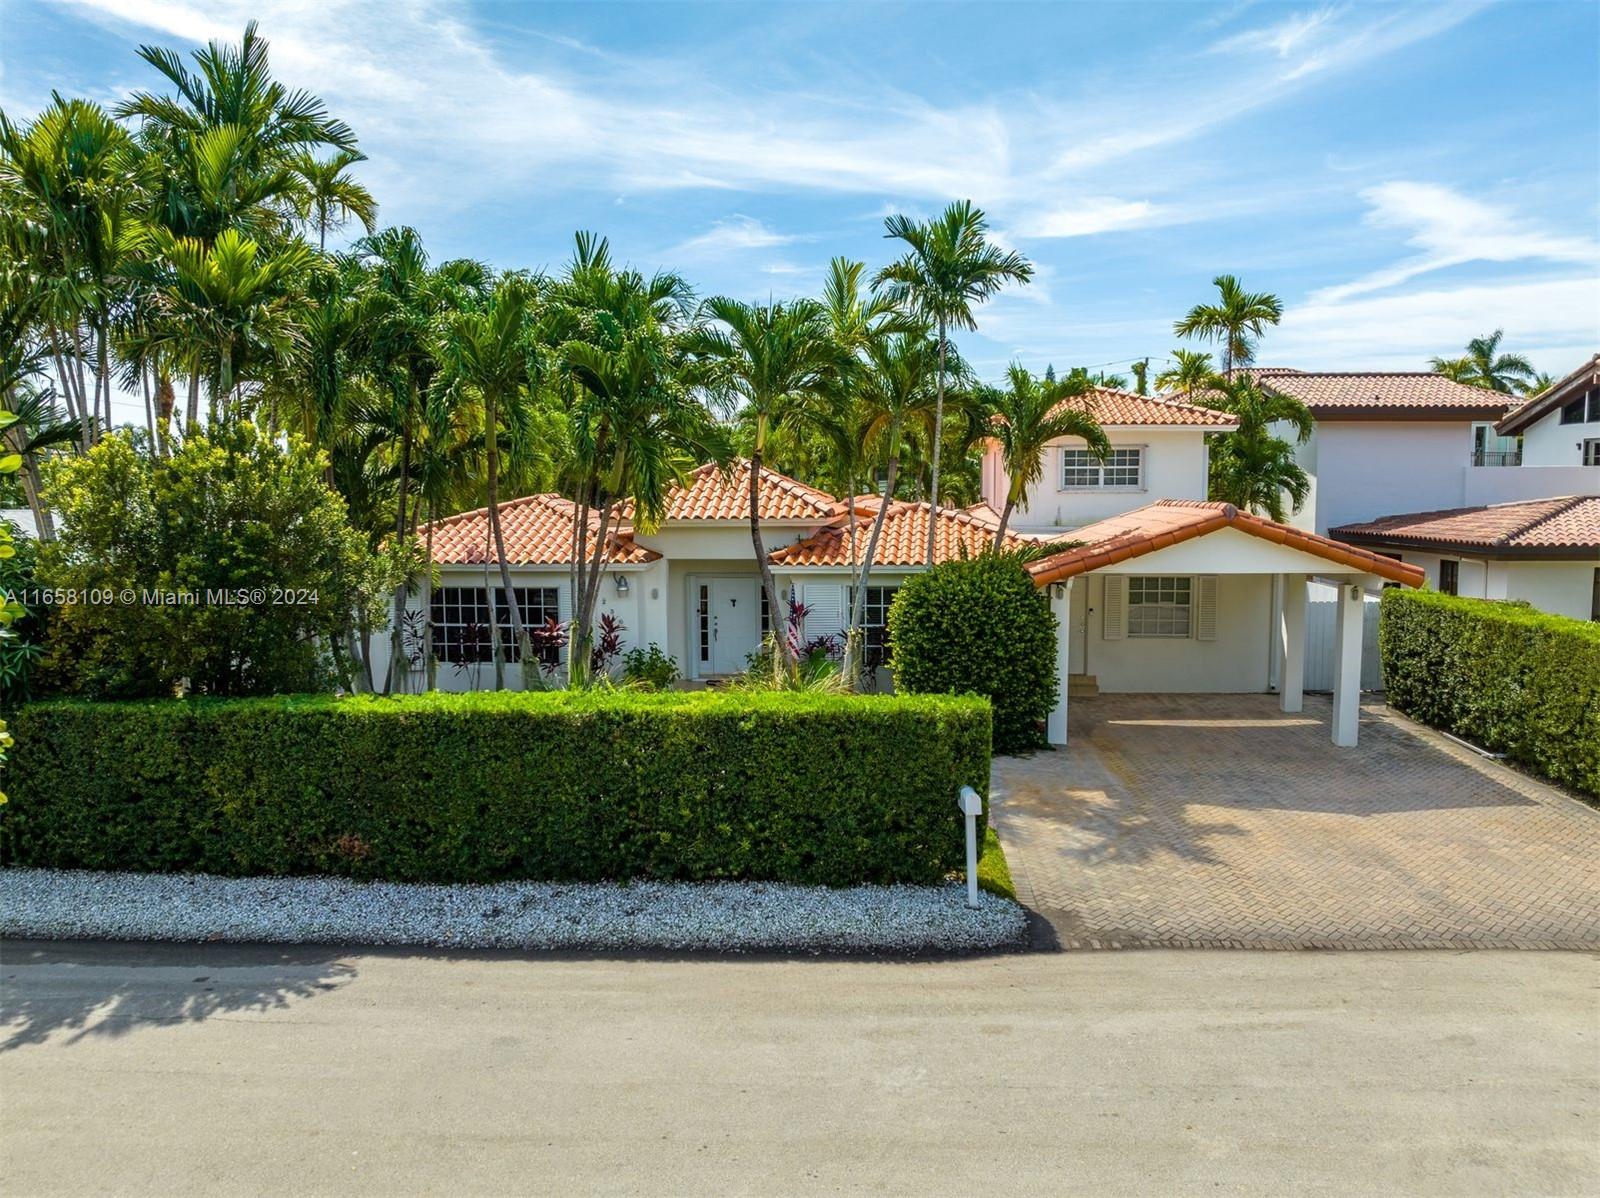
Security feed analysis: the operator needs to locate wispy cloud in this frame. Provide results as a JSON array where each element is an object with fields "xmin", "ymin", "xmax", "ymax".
[
  {"xmin": 1311, "ymin": 182, "xmax": 1600, "ymax": 303},
  {"xmin": 667, "ymin": 216, "xmax": 800, "ymax": 258},
  {"xmin": 1012, "ymin": 198, "xmax": 1163, "ymax": 239}
]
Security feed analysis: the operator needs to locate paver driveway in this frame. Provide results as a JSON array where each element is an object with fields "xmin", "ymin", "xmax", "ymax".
[{"xmin": 990, "ymin": 694, "xmax": 1600, "ymax": 950}]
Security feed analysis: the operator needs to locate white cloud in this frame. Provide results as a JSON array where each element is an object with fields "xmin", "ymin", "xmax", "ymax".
[
  {"xmin": 668, "ymin": 216, "xmax": 799, "ymax": 258},
  {"xmin": 1273, "ymin": 275, "xmax": 1600, "ymax": 372},
  {"xmin": 1014, "ymin": 198, "xmax": 1161, "ymax": 239},
  {"xmin": 1210, "ymin": 6, "xmax": 1339, "ymax": 60},
  {"xmin": 1312, "ymin": 181, "xmax": 1600, "ymax": 303}
]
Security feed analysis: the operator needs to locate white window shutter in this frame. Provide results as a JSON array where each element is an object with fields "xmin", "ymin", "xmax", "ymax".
[
  {"xmin": 1195, "ymin": 575, "xmax": 1218, "ymax": 641},
  {"xmin": 1102, "ymin": 576, "xmax": 1126, "ymax": 640},
  {"xmin": 802, "ymin": 584, "xmax": 845, "ymax": 642}
]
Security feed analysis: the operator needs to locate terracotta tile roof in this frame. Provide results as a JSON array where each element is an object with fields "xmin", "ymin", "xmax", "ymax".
[
  {"xmin": 1025, "ymin": 499, "xmax": 1425, "ymax": 587},
  {"xmin": 423, "ymin": 494, "xmax": 659, "ymax": 566},
  {"xmin": 1496, "ymin": 354, "xmax": 1600, "ymax": 435},
  {"xmin": 639, "ymin": 460, "xmax": 841, "ymax": 523},
  {"xmin": 769, "ymin": 501, "xmax": 1050, "ymax": 567},
  {"xmin": 1053, "ymin": 386, "xmax": 1237, "ymax": 427},
  {"xmin": 1249, "ymin": 370, "xmax": 1513, "ymax": 419},
  {"xmin": 1331, "ymin": 496, "xmax": 1600, "ymax": 557}
]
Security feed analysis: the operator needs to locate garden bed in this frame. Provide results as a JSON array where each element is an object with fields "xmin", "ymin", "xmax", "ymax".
[{"xmin": 0, "ymin": 868, "xmax": 1026, "ymax": 954}]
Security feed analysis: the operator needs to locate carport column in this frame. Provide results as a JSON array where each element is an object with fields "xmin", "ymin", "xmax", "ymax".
[
  {"xmin": 1330, "ymin": 581, "xmax": 1364, "ymax": 747},
  {"xmin": 1278, "ymin": 573, "xmax": 1306, "ymax": 714},
  {"xmin": 1047, "ymin": 578, "xmax": 1072, "ymax": 747}
]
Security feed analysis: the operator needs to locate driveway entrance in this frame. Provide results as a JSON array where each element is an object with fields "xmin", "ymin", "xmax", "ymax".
[{"xmin": 991, "ymin": 694, "xmax": 1600, "ymax": 949}]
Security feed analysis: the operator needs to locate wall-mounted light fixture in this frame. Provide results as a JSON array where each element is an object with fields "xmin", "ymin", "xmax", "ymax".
[{"xmin": 613, "ymin": 573, "xmax": 629, "ymax": 596}]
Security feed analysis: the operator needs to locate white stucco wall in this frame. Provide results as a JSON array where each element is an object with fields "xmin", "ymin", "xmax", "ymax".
[
  {"xmin": 1307, "ymin": 421, "xmax": 1476, "ymax": 534},
  {"xmin": 989, "ymin": 428, "xmax": 1212, "ymax": 532},
  {"xmin": 1461, "ymin": 464, "xmax": 1600, "ymax": 505},
  {"xmin": 1387, "ymin": 551, "xmax": 1597, "ymax": 621},
  {"xmin": 1520, "ymin": 404, "xmax": 1600, "ymax": 466}
]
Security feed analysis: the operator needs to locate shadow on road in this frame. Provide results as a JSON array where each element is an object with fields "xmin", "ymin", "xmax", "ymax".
[{"xmin": 0, "ymin": 939, "xmax": 356, "ymax": 1052}]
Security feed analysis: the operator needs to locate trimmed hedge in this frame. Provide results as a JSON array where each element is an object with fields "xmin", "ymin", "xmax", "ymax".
[
  {"xmin": 888, "ymin": 555, "xmax": 1057, "ymax": 753},
  {"xmin": 1, "ymin": 690, "xmax": 991, "ymax": 886},
  {"xmin": 1380, "ymin": 589, "xmax": 1600, "ymax": 798}
]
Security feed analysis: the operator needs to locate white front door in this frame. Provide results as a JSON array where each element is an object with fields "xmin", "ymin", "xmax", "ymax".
[{"xmin": 709, "ymin": 578, "xmax": 760, "ymax": 675}]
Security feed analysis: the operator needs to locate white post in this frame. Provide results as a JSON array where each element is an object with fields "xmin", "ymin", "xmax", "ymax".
[
  {"xmin": 1331, "ymin": 581, "xmax": 1364, "ymax": 747},
  {"xmin": 1047, "ymin": 579, "xmax": 1072, "ymax": 747},
  {"xmin": 1279, "ymin": 573, "xmax": 1306, "ymax": 714},
  {"xmin": 958, "ymin": 786, "xmax": 983, "ymax": 908}
]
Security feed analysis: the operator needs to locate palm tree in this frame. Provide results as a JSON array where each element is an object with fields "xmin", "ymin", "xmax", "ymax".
[
  {"xmin": 875, "ymin": 201, "xmax": 1032, "ymax": 563},
  {"xmin": 1173, "ymin": 275, "xmax": 1283, "ymax": 375},
  {"xmin": 1130, "ymin": 358, "xmax": 1150, "ymax": 396},
  {"xmin": 1526, "ymin": 370, "xmax": 1556, "ymax": 395},
  {"xmin": 291, "ymin": 150, "xmax": 378, "ymax": 251},
  {"xmin": 684, "ymin": 296, "xmax": 842, "ymax": 672},
  {"xmin": 1205, "ymin": 375, "xmax": 1312, "ymax": 521},
  {"xmin": 439, "ymin": 274, "xmax": 540, "ymax": 683},
  {"xmin": 843, "ymin": 330, "xmax": 943, "ymax": 680},
  {"xmin": 1428, "ymin": 329, "xmax": 1536, "ymax": 394},
  {"xmin": 988, "ymin": 365, "xmax": 1111, "ymax": 545},
  {"xmin": 1, "ymin": 382, "xmax": 81, "ymax": 540},
  {"xmin": 1154, "ymin": 349, "xmax": 1218, "ymax": 394}
]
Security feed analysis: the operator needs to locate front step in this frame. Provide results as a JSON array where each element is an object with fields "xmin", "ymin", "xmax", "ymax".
[{"xmin": 1068, "ymin": 674, "xmax": 1099, "ymax": 699}]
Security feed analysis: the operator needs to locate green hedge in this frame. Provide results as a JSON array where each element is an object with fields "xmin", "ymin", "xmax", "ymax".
[
  {"xmin": 888, "ymin": 555, "xmax": 1057, "ymax": 753},
  {"xmin": 1, "ymin": 690, "xmax": 991, "ymax": 886},
  {"xmin": 1380, "ymin": 589, "xmax": 1600, "ymax": 797}
]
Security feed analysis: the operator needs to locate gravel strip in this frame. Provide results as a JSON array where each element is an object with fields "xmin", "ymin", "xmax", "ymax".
[{"xmin": 0, "ymin": 868, "xmax": 1026, "ymax": 955}]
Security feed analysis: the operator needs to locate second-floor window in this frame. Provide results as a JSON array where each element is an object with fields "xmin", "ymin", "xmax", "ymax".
[
  {"xmin": 1560, "ymin": 389, "xmax": 1600, "ymax": 424},
  {"xmin": 1584, "ymin": 439, "xmax": 1600, "ymax": 467},
  {"xmin": 1062, "ymin": 446, "xmax": 1144, "ymax": 490}
]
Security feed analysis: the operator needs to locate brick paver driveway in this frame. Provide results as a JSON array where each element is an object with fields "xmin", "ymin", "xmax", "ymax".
[{"xmin": 991, "ymin": 694, "xmax": 1600, "ymax": 950}]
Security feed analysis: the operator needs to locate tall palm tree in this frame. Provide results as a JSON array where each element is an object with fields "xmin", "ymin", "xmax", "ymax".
[
  {"xmin": 988, "ymin": 365, "xmax": 1111, "ymax": 545},
  {"xmin": 1428, "ymin": 329, "xmax": 1536, "ymax": 394},
  {"xmin": 875, "ymin": 201, "xmax": 1032, "ymax": 563},
  {"xmin": 439, "ymin": 274, "xmax": 540, "ymax": 682},
  {"xmin": 843, "ymin": 330, "xmax": 943, "ymax": 680},
  {"xmin": 291, "ymin": 150, "xmax": 378, "ymax": 251},
  {"xmin": 1173, "ymin": 275, "xmax": 1283, "ymax": 375},
  {"xmin": 1154, "ymin": 349, "xmax": 1218, "ymax": 394},
  {"xmin": 1205, "ymin": 376, "xmax": 1312, "ymax": 521},
  {"xmin": 684, "ymin": 296, "xmax": 842, "ymax": 672}
]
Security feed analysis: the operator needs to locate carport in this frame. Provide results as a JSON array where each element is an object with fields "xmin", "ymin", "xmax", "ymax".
[{"xmin": 1025, "ymin": 501, "xmax": 1425, "ymax": 747}]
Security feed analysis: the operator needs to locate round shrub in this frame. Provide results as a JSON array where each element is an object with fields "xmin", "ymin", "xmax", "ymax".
[{"xmin": 887, "ymin": 554, "xmax": 1057, "ymax": 752}]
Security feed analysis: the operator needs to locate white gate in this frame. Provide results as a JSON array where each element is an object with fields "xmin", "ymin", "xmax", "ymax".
[{"xmin": 1303, "ymin": 582, "xmax": 1383, "ymax": 692}]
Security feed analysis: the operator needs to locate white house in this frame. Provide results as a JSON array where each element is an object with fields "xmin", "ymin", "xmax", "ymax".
[
  {"xmin": 1493, "ymin": 353, "xmax": 1600, "ymax": 477},
  {"xmin": 977, "ymin": 387, "xmax": 1238, "ymax": 529},
  {"xmin": 1330, "ymin": 495, "xmax": 1600, "ymax": 623}
]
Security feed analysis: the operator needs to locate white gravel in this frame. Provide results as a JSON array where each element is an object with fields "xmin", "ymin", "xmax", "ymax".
[{"xmin": 0, "ymin": 868, "xmax": 1026, "ymax": 955}]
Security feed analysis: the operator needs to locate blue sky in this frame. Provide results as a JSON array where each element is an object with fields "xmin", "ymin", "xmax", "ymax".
[{"xmin": 4, "ymin": 0, "xmax": 1598, "ymax": 409}]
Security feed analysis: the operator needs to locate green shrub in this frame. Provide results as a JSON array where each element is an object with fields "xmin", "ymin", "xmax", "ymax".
[
  {"xmin": 36, "ymin": 426, "xmax": 392, "ymax": 699},
  {"xmin": 1380, "ymin": 589, "xmax": 1600, "ymax": 797},
  {"xmin": 2, "ymin": 690, "xmax": 992, "ymax": 886},
  {"xmin": 888, "ymin": 554, "xmax": 1057, "ymax": 752},
  {"xmin": 620, "ymin": 643, "xmax": 679, "ymax": 690}
]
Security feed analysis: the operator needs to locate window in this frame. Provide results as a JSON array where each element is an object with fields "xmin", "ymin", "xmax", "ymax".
[
  {"xmin": 1560, "ymin": 396, "xmax": 1586, "ymax": 424},
  {"xmin": 1061, "ymin": 446, "xmax": 1144, "ymax": 490},
  {"xmin": 1584, "ymin": 439, "xmax": 1600, "ymax": 467},
  {"xmin": 1590, "ymin": 390, "xmax": 1600, "ymax": 422},
  {"xmin": 851, "ymin": 585, "xmax": 899, "ymax": 666},
  {"xmin": 1592, "ymin": 569, "xmax": 1599, "ymax": 623},
  {"xmin": 697, "ymin": 585, "xmax": 710, "ymax": 663},
  {"xmin": 1126, "ymin": 576, "xmax": 1191, "ymax": 638},
  {"xmin": 1438, "ymin": 560, "xmax": 1459, "ymax": 596},
  {"xmin": 429, "ymin": 586, "xmax": 560, "ymax": 665}
]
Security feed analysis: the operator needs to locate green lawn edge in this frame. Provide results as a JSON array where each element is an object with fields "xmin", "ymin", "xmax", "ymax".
[{"xmin": 977, "ymin": 826, "xmax": 1015, "ymax": 901}]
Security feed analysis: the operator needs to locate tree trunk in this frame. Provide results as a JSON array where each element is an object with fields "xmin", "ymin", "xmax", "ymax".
[
  {"xmin": 424, "ymin": 500, "xmax": 438, "ymax": 692},
  {"xmin": 94, "ymin": 315, "xmax": 111, "ymax": 442},
  {"xmin": 186, "ymin": 367, "xmax": 201, "ymax": 432},
  {"xmin": 385, "ymin": 408, "xmax": 413, "ymax": 695},
  {"xmin": 567, "ymin": 488, "xmax": 592, "ymax": 688},
  {"xmin": 485, "ymin": 391, "xmax": 529, "ymax": 680},
  {"xmin": 993, "ymin": 494, "xmax": 1017, "ymax": 549},
  {"xmin": 845, "ymin": 445, "xmax": 900, "ymax": 685},
  {"xmin": 748, "ymin": 449, "xmax": 792, "ymax": 673},
  {"xmin": 155, "ymin": 372, "xmax": 175, "ymax": 456},
  {"xmin": 925, "ymin": 316, "xmax": 946, "ymax": 566}
]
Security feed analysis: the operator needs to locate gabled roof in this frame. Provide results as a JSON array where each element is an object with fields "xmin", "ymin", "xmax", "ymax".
[
  {"xmin": 1056, "ymin": 386, "xmax": 1237, "ymax": 428},
  {"xmin": 1247, "ymin": 369, "xmax": 1512, "ymax": 420},
  {"xmin": 1330, "ymin": 496, "xmax": 1600, "ymax": 559},
  {"xmin": 423, "ymin": 494, "xmax": 660, "ymax": 566},
  {"xmin": 1496, "ymin": 354, "xmax": 1600, "ymax": 435},
  {"xmin": 1025, "ymin": 500, "xmax": 1425, "ymax": 587},
  {"xmin": 641, "ymin": 460, "xmax": 841, "ymax": 523},
  {"xmin": 769, "ymin": 500, "xmax": 1049, "ymax": 567}
]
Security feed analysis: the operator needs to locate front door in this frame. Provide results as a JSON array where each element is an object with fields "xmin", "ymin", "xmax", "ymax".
[
  {"xmin": 1069, "ymin": 579, "xmax": 1089, "ymax": 675},
  {"xmin": 709, "ymin": 578, "xmax": 760, "ymax": 675}
]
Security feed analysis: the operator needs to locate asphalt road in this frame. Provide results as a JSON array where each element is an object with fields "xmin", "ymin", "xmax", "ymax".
[{"xmin": 2, "ymin": 941, "xmax": 1597, "ymax": 1196}]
